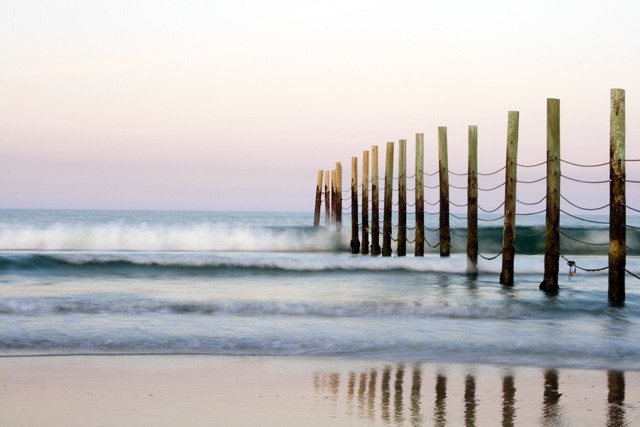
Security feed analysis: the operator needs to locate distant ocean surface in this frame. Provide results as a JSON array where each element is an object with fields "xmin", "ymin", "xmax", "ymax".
[{"xmin": 1, "ymin": 210, "xmax": 639, "ymax": 371}]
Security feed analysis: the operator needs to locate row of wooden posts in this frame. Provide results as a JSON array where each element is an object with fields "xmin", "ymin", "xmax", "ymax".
[{"xmin": 313, "ymin": 89, "xmax": 627, "ymax": 303}]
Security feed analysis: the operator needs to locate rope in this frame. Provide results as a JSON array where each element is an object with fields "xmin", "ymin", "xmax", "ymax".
[
  {"xmin": 478, "ymin": 182, "xmax": 506, "ymax": 192},
  {"xmin": 424, "ymin": 170, "xmax": 439, "ymax": 177},
  {"xmin": 517, "ymin": 161, "xmax": 547, "ymax": 168},
  {"xmin": 450, "ymin": 184, "xmax": 468, "ymax": 190},
  {"xmin": 478, "ymin": 215, "xmax": 505, "ymax": 222},
  {"xmin": 449, "ymin": 200, "xmax": 468, "ymax": 208},
  {"xmin": 560, "ymin": 194, "xmax": 609, "ymax": 211},
  {"xmin": 559, "ymin": 252, "xmax": 608, "ymax": 272},
  {"xmin": 625, "ymin": 179, "xmax": 640, "ymax": 184},
  {"xmin": 424, "ymin": 183, "xmax": 440, "ymax": 189},
  {"xmin": 478, "ymin": 201, "xmax": 505, "ymax": 213},
  {"xmin": 478, "ymin": 166, "xmax": 506, "ymax": 176},
  {"xmin": 425, "ymin": 198, "xmax": 440, "ymax": 206},
  {"xmin": 517, "ymin": 176, "xmax": 546, "ymax": 184},
  {"xmin": 559, "ymin": 209, "xmax": 609, "ymax": 225},
  {"xmin": 424, "ymin": 236, "xmax": 440, "ymax": 249},
  {"xmin": 561, "ymin": 159, "xmax": 609, "ymax": 168},
  {"xmin": 515, "ymin": 209, "xmax": 546, "ymax": 216},
  {"xmin": 624, "ymin": 204, "xmax": 640, "ymax": 214},
  {"xmin": 450, "ymin": 213, "xmax": 466, "ymax": 220},
  {"xmin": 516, "ymin": 196, "xmax": 546, "ymax": 206},
  {"xmin": 484, "ymin": 232, "xmax": 505, "ymax": 243},
  {"xmin": 558, "ymin": 229, "xmax": 609, "ymax": 246},
  {"xmin": 561, "ymin": 174, "xmax": 610, "ymax": 184},
  {"xmin": 449, "ymin": 170, "xmax": 468, "ymax": 176},
  {"xmin": 478, "ymin": 251, "xmax": 503, "ymax": 261},
  {"xmin": 514, "ymin": 244, "xmax": 545, "ymax": 255},
  {"xmin": 515, "ymin": 228, "xmax": 547, "ymax": 237},
  {"xmin": 626, "ymin": 269, "xmax": 640, "ymax": 281},
  {"xmin": 425, "ymin": 226, "xmax": 440, "ymax": 232}
]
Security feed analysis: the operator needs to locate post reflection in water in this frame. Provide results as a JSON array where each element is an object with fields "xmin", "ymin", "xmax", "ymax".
[
  {"xmin": 311, "ymin": 363, "xmax": 632, "ymax": 426},
  {"xmin": 502, "ymin": 375, "xmax": 517, "ymax": 427},
  {"xmin": 607, "ymin": 370, "xmax": 625, "ymax": 427}
]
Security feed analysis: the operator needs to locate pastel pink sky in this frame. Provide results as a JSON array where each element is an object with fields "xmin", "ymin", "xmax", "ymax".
[{"xmin": 1, "ymin": 0, "xmax": 639, "ymax": 211}]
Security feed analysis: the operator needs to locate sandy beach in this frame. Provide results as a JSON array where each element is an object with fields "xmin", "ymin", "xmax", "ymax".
[{"xmin": 1, "ymin": 355, "xmax": 639, "ymax": 426}]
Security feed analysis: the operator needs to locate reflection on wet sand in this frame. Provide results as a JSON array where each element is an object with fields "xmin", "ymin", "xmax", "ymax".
[{"xmin": 312, "ymin": 364, "xmax": 633, "ymax": 426}]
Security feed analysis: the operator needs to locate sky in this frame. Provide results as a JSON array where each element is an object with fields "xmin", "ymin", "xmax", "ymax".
[{"xmin": 1, "ymin": 0, "xmax": 640, "ymax": 212}]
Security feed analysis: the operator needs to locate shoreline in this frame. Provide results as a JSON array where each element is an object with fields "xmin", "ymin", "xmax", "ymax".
[{"xmin": 2, "ymin": 354, "xmax": 639, "ymax": 426}]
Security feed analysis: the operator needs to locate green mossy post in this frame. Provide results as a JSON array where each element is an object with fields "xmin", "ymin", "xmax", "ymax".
[
  {"xmin": 499, "ymin": 111, "xmax": 519, "ymax": 285},
  {"xmin": 382, "ymin": 142, "xmax": 394, "ymax": 257},
  {"xmin": 324, "ymin": 171, "xmax": 330, "ymax": 227},
  {"xmin": 314, "ymin": 170, "xmax": 323, "ymax": 227},
  {"xmin": 415, "ymin": 134, "xmax": 425, "ymax": 257},
  {"xmin": 609, "ymin": 88, "xmax": 626, "ymax": 303},
  {"xmin": 331, "ymin": 169, "xmax": 337, "ymax": 226},
  {"xmin": 438, "ymin": 127, "xmax": 450, "ymax": 257},
  {"xmin": 467, "ymin": 126, "xmax": 478, "ymax": 275},
  {"xmin": 397, "ymin": 139, "xmax": 407, "ymax": 256},
  {"xmin": 540, "ymin": 99, "xmax": 561, "ymax": 292},
  {"xmin": 362, "ymin": 150, "xmax": 370, "ymax": 254},
  {"xmin": 350, "ymin": 157, "xmax": 360, "ymax": 253},
  {"xmin": 371, "ymin": 146, "xmax": 381, "ymax": 255}
]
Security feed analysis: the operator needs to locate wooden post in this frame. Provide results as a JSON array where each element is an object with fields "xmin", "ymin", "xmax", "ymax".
[
  {"xmin": 398, "ymin": 139, "xmax": 407, "ymax": 256},
  {"xmin": 314, "ymin": 170, "xmax": 323, "ymax": 227},
  {"xmin": 467, "ymin": 126, "xmax": 478, "ymax": 275},
  {"xmin": 362, "ymin": 150, "xmax": 370, "ymax": 254},
  {"xmin": 324, "ymin": 170, "xmax": 330, "ymax": 227},
  {"xmin": 382, "ymin": 142, "xmax": 394, "ymax": 257},
  {"xmin": 609, "ymin": 88, "xmax": 626, "ymax": 303},
  {"xmin": 438, "ymin": 127, "xmax": 450, "ymax": 257},
  {"xmin": 331, "ymin": 169, "xmax": 336, "ymax": 226},
  {"xmin": 499, "ymin": 111, "xmax": 519, "ymax": 285},
  {"xmin": 415, "ymin": 134, "xmax": 425, "ymax": 256},
  {"xmin": 371, "ymin": 146, "xmax": 381, "ymax": 255},
  {"xmin": 350, "ymin": 157, "xmax": 360, "ymax": 253},
  {"xmin": 540, "ymin": 99, "xmax": 560, "ymax": 292},
  {"xmin": 336, "ymin": 162, "xmax": 342, "ymax": 230}
]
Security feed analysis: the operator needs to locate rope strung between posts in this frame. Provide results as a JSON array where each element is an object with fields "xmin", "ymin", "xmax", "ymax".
[
  {"xmin": 449, "ymin": 200, "xmax": 468, "ymax": 208},
  {"xmin": 515, "ymin": 228, "xmax": 547, "ymax": 237},
  {"xmin": 424, "ymin": 170, "xmax": 439, "ymax": 176},
  {"xmin": 425, "ymin": 225, "xmax": 440, "ymax": 232},
  {"xmin": 478, "ymin": 201, "xmax": 505, "ymax": 213},
  {"xmin": 424, "ymin": 235, "xmax": 439, "ymax": 248},
  {"xmin": 449, "ymin": 170, "xmax": 468, "ymax": 176},
  {"xmin": 517, "ymin": 161, "xmax": 547, "ymax": 168},
  {"xmin": 559, "ymin": 209, "xmax": 609, "ymax": 225},
  {"xmin": 516, "ymin": 196, "xmax": 546, "ymax": 206},
  {"xmin": 560, "ymin": 159, "xmax": 609, "ymax": 168},
  {"xmin": 478, "ymin": 250, "xmax": 503, "ymax": 261},
  {"xmin": 560, "ymin": 194, "xmax": 609, "ymax": 211},
  {"xmin": 450, "ymin": 213, "xmax": 466, "ymax": 220},
  {"xmin": 626, "ymin": 245, "xmax": 640, "ymax": 255},
  {"xmin": 478, "ymin": 215, "xmax": 505, "ymax": 222},
  {"xmin": 425, "ymin": 198, "xmax": 440, "ymax": 206},
  {"xmin": 513, "ymin": 244, "xmax": 545, "ymax": 256},
  {"xmin": 558, "ymin": 229, "xmax": 609, "ymax": 246},
  {"xmin": 515, "ymin": 209, "xmax": 546, "ymax": 216},
  {"xmin": 625, "ymin": 179, "xmax": 640, "ymax": 183},
  {"xmin": 424, "ymin": 183, "xmax": 440, "ymax": 189},
  {"xmin": 478, "ymin": 166, "xmax": 506, "ymax": 176},
  {"xmin": 449, "ymin": 184, "xmax": 468, "ymax": 190},
  {"xmin": 558, "ymin": 252, "xmax": 608, "ymax": 273},
  {"xmin": 623, "ymin": 204, "xmax": 640, "ymax": 214},
  {"xmin": 517, "ymin": 176, "xmax": 546, "ymax": 184},
  {"xmin": 478, "ymin": 182, "xmax": 506, "ymax": 192},
  {"xmin": 484, "ymin": 232, "xmax": 505, "ymax": 243},
  {"xmin": 561, "ymin": 174, "xmax": 610, "ymax": 184}
]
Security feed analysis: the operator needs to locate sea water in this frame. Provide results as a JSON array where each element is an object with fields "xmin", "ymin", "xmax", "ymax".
[{"xmin": 1, "ymin": 210, "xmax": 639, "ymax": 371}]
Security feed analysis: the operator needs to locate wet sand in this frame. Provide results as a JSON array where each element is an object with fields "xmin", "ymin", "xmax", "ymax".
[{"xmin": 1, "ymin": 355, "xmax": 639, "ymax": 426}]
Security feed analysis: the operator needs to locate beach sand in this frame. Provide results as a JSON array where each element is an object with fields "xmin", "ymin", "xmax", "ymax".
[{"xmin": 1, "ymin": 355, "xmax": 639, "ymax": 426}]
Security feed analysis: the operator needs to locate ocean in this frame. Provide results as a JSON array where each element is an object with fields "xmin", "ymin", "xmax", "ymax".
[{"xmin": 1, "ymin": 209, "xmax": 639, "ymax": 371}]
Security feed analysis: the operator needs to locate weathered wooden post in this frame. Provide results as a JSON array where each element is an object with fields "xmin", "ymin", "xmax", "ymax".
[
  {"xmin": 314, "ymin": 170, "xmax": 323, "ymax": 227},
  {"xmin": 609, "ymin": 88, "xmax": 626, "ymax": 303},
  {"xmin": 382, "ymin": 142, "xmax": 394, "ymax": 256},
  {"xmin": 331, "ymin": 169, "xmax": 337, "ymax": 226},
  {"xmin": 467, "ymin": 126, "xmax": 478, "ymax": 275},
  {"xmin": 324, "ymin": 170, "xmax": 330, "ymax": 227},
  {"xmin": 540, "ymin": 99, "xmax": 561, "ymax": 292},
  {"xmin": 438, "ymin": 127, "xmax": 450, "ymax": 257},
  {"xmin": 398, "ymin": 139, "xmax": 407, "ymax": 256},
  {"xmin": 371, "ymin": 146, "xmax": 381, "ymax": 255},
  {"xmin": 415, "ymin": 133, "xmax": 425, "ymax": 256},
  {"xmin": 499, "ymin": 111, "xmax": 519, "ymax": 285},
  {"xmin": 336, "ymin": 162, "xmax": 342, "ymax": 229},
  {"xmin": 350, "ymin": 157, "xmax": 361, "ymax": 253},
  {"xmin": 362, "ymin": 150, "xmax": 370, "ymax": 254}
]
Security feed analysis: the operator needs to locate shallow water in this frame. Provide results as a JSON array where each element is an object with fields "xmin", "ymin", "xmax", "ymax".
[{"xmin": 1, "ymin": 210, "xmax": 639, "ymax": 371}]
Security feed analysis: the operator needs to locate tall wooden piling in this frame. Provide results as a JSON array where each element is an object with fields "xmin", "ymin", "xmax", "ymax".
[
  {"xmin": 467, "ymin": 126, "xmax": 478, "ymax": 275},
  {"xmin": 382, "ymin": 142, "xmax": 394, "ymax": 257},
  {"xmin": 609, "ymin": 88, "xmax": 626, "ymax": 303},
  {"xmin": 314, "ymin": 170, "xmax": 323, "ymax": 227},
  {"xmin": 336, "ymin": 162, "xmax": 342, "ymax": 229},
  {"xmin": 331, "ymin": 169, "xmax": 337, "ymax": 225},
  {"xmin": 371, "ymin": 146, "xmax": 381, "ymax": 255},
  {"xmin": 324, "ymin": 171, "xmax": 330, "ymax": 227},
  {"xmin": 351, "ymin": 157, "xmax": 361, "ymax": 253},
  {"xmin": 398, "ymin": 139, "xmax": 407, "ymax": 256},
  {"xmin": 540, "ymin": 99, "xmax": 561, "ymax": 292},
  {"xmin": 438, "ymin": 127, "xmax": 450, "ymax": 257},
  {"xmin": 415, "ymin": 134, "xmax": 425, "ymax": 256},
  {"xmin": 362, "ymin": 150, "xmax": 370, "ymax": 254},
  {"xmin": 499, "ymin": 111, "xmax": 520, "ymax": 285}
]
